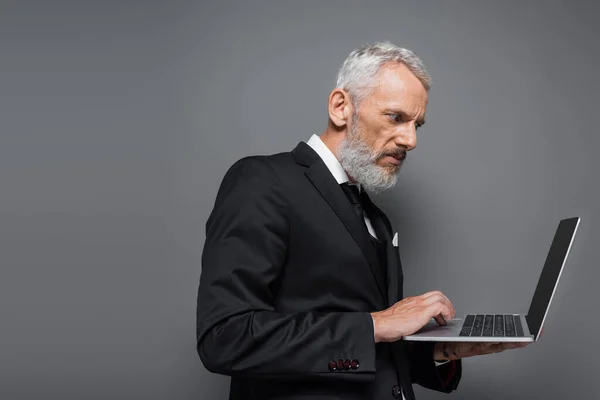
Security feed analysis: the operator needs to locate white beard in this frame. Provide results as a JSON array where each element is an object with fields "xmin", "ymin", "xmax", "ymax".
[{"xmin": 337, "ymin": 120, "xmax": 401, "ymax": 194}]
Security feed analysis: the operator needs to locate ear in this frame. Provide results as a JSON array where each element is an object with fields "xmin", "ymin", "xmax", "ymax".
[{"xmin": 328, "ymin": 88, "xmax": 352, "ymax": 128}]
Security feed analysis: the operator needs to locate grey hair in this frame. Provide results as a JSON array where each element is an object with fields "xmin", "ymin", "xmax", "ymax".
[{"xmin": 335, "ymin": 41, "xmax": 432, "ymax": 107}]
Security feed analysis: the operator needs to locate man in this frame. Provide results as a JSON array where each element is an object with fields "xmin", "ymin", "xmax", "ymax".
[{"xmin": 196, "ymin": 42, "xmax": 527, "ymax": 400}]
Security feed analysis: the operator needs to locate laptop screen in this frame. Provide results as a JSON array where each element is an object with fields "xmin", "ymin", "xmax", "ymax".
[{"xmin": 526, "ymin": 217, "xmax": 580, "ymax": 339}]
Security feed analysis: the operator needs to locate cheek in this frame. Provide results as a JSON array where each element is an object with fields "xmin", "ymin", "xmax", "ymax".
[
  {"xmin": 357, "ymin": 118, "xmax": 393, "ymax": 153},
  {"xmin": 374, "ymin": 131, "xmax": 398, "ymax": 153}
]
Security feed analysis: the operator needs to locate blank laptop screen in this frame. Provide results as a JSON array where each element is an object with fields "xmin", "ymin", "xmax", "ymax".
[{"xmin": 526, "ymin": 217, "xmax": 580, "ymax": 339}]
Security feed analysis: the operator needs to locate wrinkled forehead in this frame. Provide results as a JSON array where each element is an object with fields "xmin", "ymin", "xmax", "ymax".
[{"xmin": 365, "ymin": 63, "xmax": 428, "ymax": 109}]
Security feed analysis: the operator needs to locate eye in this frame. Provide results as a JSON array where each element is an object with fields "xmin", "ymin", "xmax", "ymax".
[
  {"xmin": 387, "ymin": 113, "xmax": 402, "ymax": 123},
  {"xmin": 415, "ymin": 121, "xmax": 423, "ymax": 130}
]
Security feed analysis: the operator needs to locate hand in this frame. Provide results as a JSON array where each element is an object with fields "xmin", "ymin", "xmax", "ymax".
[
  {"xmin": 433, "ymin": 341, "xmax": 530, "ymax": 361},
  {"xmin": 371, "ymin": 291, "xmax": 456, "ymax": 343}
]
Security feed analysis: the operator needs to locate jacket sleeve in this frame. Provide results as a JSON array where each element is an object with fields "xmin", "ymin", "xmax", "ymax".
[
  {"xmin": 406, "ymin": 341, "xmax": 462, "ymax": 392},
  {"xmin": 196, "ymin": 157, "xmax": 376, "ymax": 381}
]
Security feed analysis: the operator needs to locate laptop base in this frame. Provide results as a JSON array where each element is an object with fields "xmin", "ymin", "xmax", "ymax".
[{"xmin": 403, "ymin": 316, "xmax": 534, "ymax": 342}]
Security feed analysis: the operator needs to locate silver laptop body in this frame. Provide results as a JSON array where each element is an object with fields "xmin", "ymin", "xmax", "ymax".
[{"xmin": 404, "ymin": 217, "xmax": 580, "ymax": 343}]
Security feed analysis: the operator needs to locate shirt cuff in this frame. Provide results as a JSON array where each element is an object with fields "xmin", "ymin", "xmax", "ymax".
[{"xmin": 371, "ymin": 315, "xmax": 376, "ymax": 340}]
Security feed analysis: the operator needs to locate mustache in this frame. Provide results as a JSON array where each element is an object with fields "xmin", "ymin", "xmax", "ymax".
[{"xmin": 376, "ymin": 147, "xmax": 407, "ymax": 161}]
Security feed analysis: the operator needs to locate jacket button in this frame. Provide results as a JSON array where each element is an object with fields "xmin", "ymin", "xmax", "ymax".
[
  {"xmin": 343, "ymin": 359, "xmax": 351, "ymax": 370},
  {"xmin": 351, "ymin": 359, "xmax": 360, "ymax": 369},
  {"xmin": 328, "ymin": 360, "xmax": 337, "ymax": 371},
  {"xmin": 336, "ymin": 359, "xmax": 344, "ymax": 370},
  {"xmin": 392, "ymin": 385, "xmax": 402, "ymax": 399}
]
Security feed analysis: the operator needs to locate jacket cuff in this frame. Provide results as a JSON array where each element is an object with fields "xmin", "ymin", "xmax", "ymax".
[{"xmin": 408, "ymin": 341, "xmax": 462, "ymax": 393}]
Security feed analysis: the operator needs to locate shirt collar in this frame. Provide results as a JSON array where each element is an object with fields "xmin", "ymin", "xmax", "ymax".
[{"xmin": 306, "ymin": 134, "xmax": 362, "ymax": 191}]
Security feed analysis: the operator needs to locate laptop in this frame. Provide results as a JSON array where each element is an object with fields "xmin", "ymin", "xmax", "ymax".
[{"xmin": 404, "ymin": 217, "xmax": 580, "ymax": 343}]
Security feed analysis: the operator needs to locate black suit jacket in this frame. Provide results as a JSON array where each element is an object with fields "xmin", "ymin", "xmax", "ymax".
[{"xmin": 197, "ymin": 142, "xmax": 461, "ymax": 399}]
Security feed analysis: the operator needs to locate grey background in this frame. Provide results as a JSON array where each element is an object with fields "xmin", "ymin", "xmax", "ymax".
[{"xmin": 1, "ymin": 1, "xmax": 598, "ymax": 399}]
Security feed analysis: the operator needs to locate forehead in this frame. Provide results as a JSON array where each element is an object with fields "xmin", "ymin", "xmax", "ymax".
[{"xmin": 364, "ymin": 62, "xmax": 428, "ymax": 110}]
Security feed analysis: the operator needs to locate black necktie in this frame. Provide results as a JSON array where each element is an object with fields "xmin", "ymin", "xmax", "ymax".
[
  {"xmin": 340, "ymin": 182, "xmax": 366, "ymax": 227},
  {"xmin": 340, "ymin": 182, "xmax": 388, "ymax": 290}
]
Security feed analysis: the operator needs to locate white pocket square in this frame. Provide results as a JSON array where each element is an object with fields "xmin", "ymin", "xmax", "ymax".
[{"xmin": 392, "ymin": 232, "xmax": 398, "ymax": 247}]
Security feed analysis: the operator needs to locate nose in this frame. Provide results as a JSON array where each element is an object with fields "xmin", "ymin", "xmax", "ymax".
[{"xmin": 394, "ymin": 125, "xmax": 417, "ymax": 151}]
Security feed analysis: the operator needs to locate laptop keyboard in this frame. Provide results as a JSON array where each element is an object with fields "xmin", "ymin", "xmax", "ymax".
[{"xmin": 459, "ymin": 314, "xmax": 525, "ymax": 337}]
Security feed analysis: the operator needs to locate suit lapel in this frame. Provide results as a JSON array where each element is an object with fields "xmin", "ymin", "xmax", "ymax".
[
  {"xmin": 305, "ymin": 162, "xmax": 387, "ymax": 301},
  {"xmin": 292, "ymin": 142, "xmax": 387, "ymax": 301},
  {"xmin": 362, "ymin": 193, "xmax": 403, "ymax": 307}
]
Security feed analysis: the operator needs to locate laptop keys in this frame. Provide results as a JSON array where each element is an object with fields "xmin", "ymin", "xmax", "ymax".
[
  {"xmin": 470, "ymin": 314, "xmax": 485, "ymax": 336},
  {"xmin": 460, "ymin": 314, "xmax": 525, "ymax": 337},
  {"xmin": 493, "ymin": 315, "xmax": 505, "ymax": 336},
  {"xmin": 514, "ymin": 315, "xmax": 524, "ymax": 337},
  {"xmin": 504, "ymin": 314, "xmax": 516, "ymax": 337},
  {"xmin": 459, "ymin": 314, "xmax": 475, "ymax": 336},
  {"xmin": 482, "ymin": 315, "xmax": 494, "ymax": 336}
]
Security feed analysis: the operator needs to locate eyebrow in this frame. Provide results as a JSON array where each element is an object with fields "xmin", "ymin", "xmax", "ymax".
[{"xmin": 384, "ymin": 109, "xmax": 426, "ymax": 126}]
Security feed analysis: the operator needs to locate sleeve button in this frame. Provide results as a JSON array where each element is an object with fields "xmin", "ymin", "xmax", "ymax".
[
  {"xmin": 343, "ymin": 359, "xmax": 351, "ymax": 370},
  {"xmin": 328, "ymin": 360, "xmax": 337, "ymax": 371}
]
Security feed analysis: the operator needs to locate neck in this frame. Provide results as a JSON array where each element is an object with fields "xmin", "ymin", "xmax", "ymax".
[
  {"xmin": 319, "ymin": 129, "xmax": 343, "ymax": 159},
  {"xmin": 319, "ymin": 128, "xmax": 356, "ymax": 183}
]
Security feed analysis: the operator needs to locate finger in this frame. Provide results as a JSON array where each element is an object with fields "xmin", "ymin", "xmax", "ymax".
[
  {"xmin": 422, "ymin": 290, "xmax": 444, "ymax": 298},
  {"xmin": 468, "ymin": 342, "xmax": 504, "ymax": 356},
  {"xmin": 421, "ymin": 291, "xmax": 449, "ymax": 306},
  {"xmin": 443, "ymin": 342, "xmax": 464, "ymax": 359},
  {"xmin": 465, "ymin": 343, "xmax": 487, "ymax": 357},
  {"xmin": 433, "ymin": 314, "xmax": 447, "ymax": 326},
  {"xmin": 427, "ymin": 303, "xmax": 453, "ymax": 323},
  {"xmin": 438, "ymin": 342, "xmax": 461, "ymax": 360},
  {"xmin": 487, "ymin": 341, "xmax": 531, "ymax": 354},
  {"xmin": 422, "ymin": 291, "xmax": 456, "ymax": 319},
  {"xmin": 451, "ymin": 342, "xmax": 482, "ymax": 358},
  {"xmin": 486, "ymin": 342, "xmax": 507, "ymax": 354},
  {"xmin": 422, "ymin": 294, "xmax": 454, "ymax": 320},
  {"xmin": 501, "ymin": 342, "xmax": 530, "ymax": 350},
  {"xmin": 453, "ymin": 343, "xmax": 475, "ymax": 358}
]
